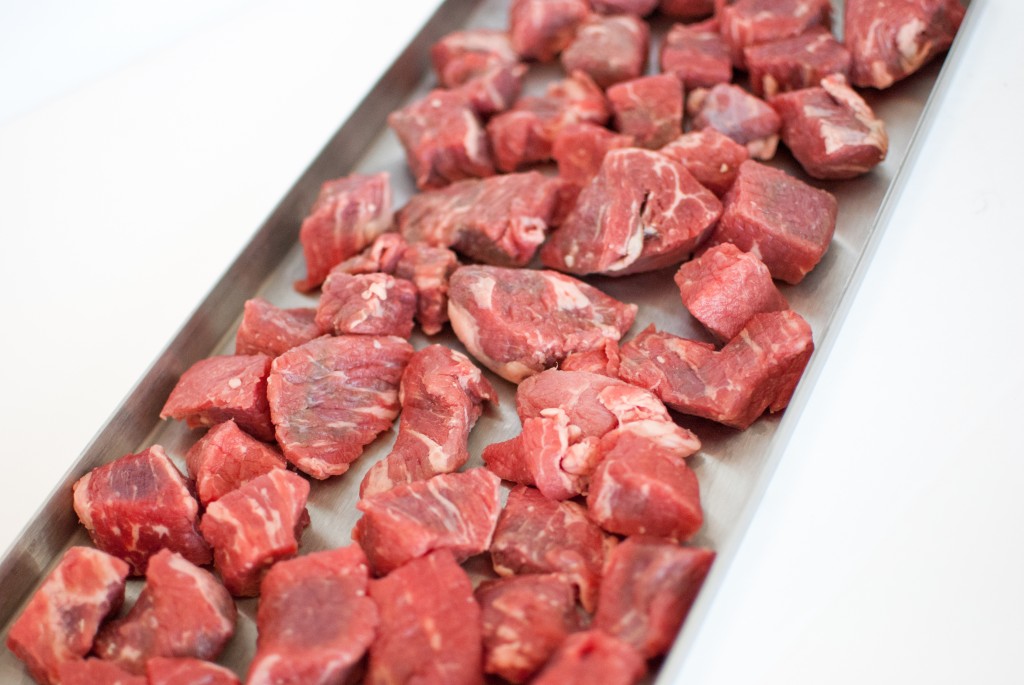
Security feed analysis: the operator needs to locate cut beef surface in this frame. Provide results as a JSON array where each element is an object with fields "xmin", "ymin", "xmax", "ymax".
[
  {"xmin": 509, "ymin": 0, "xmax": 590, "ymax": 62},
  {"xmin": 329, "ymin": 232, "xmax": 408, "ymax": 276},
  {"xmin": 57, "ymin": 659, "xmax": 146, "ymax": 685},
  {"xmin": 72, "ymin": 445, "xmax": 211, "ymax": 574},
  {"xmin": 719, "ymin": 0, "xmax": 833, "ymax": 68},
  {"xmin": 185, "ymin": 419, "xmax": 286, "ymax": 507},
  {"xmin": 744, "ymin": 26, "xmax": 851, "ymax": 97},
  {"xmin": 235, "ymin": 298, "xmax": 321, "ymax": 358},
  {"xmin": 531, "ymin": 630, "xmax": 646, "ymax": 685},
  {"xmin": 659, "ymin": 21, "xmax": 732, "ymax": 90},
  {"xmin": 447, "ymin": 265, "xmax": 637, "ymax": 383},
  {"xmin": 267, "ymin": 335, "xmax": 412, "ymax": 479},
  {"xmin": 147, "ymin": 658, "xmax": 241, "ymax": 685},
  {"xmin": 561, "ymin": 14, "xmax": 650, "ymax": 89},
  {"xmin": 560, "ymin": 339, "xmax": 622, "ymax": 377},
  {"xmin": 247, "ymin": 546, "xmax": 377, "ymax": 685},
  {"xmin": 455, "ymin": 63, "xmax": 528, "ymax": 117},
  {"xmin": 687, "ymin": 83, "xmax": 782, "ymax": 160},
  {"xmin": 394, "ymin": 243, "xmax": 460, "ymax": 335},
  {"xmin": 6, "ymin": 547, "xmax": 129, "ymax": 685},
  {"xmin": 553, "ymin": 122, "xmax": 634, "ymax": 191},
  {"xmin": 658, "ymin": 128, "xmax": 750, "ymax": 197},
  {"xmin": 315, "ymin": 271, "xmax": 417, "ymax": 338},
  {"xmin": 607, "ymin": 74, "xmax": 683, "ymax": 150},
  {"xmin": 659, "ymin": 0, "xmax": 715, "ymax": 19},
  {"xmin": 431, "ymin": 29, "xmax": 519, "ymax": 88},
  {"xmin": 593, "ymin": 0, "xmax": 658, "ymax": 13}
]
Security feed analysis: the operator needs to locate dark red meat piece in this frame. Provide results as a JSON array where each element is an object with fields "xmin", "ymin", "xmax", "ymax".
[
  {"xmin": 455, "ymin": 63, "xmax": 528, "ymax": 117},
  {"xmin": 329, "ymin": 232, "xmax": 408, "ymax": 276},
  {"xmin": 394, "ymin": 243, "xmax": 460, "ymax": 335},
  {"xmin": 719, "ymin": 0, "xmax": 832, "ymax": 68},
  {"xmin": 687, "ymin": 83, "xmax": 781, "ymax": 160},
  {"xmin": 431, "ymin": 29, "xmax": 519, "ymax": 88},
  {"xmin": 560, "ymin": 14, "xmax": 650, "ymax": 89},
  {"xmin": 607, "ymin": 74, "xmax": 683, "ymax": 150},
  {"xmin": 147, "ymin": 658, "xmax": 241, "ymax": 685},
  {"xmin": 745, "ymin": 27, "xmax": 851, "ymax": 97},
  {"xmin": 659, "ymin": 0, "xmax": 715, "ymax": 19},
  {"xmin": 315, "ymin": 271, "xmax": 417, "ymax": 338},
  {"xmin": 185, "ymin": 420, "xmax": 286, "ymax": 506},
  {"xmin": 509, "ymin": 0, "xmax": 590, "ymax": 62},
  {"xmin": 658, "ymin": 128, "xmax": 749, "ymax": 197},
  {"xmin": 659, "ymin": 22, "xmax": 732, "ymax": 90},
  {"xmin": 72, "ymin": 446, "xmax": 211, "ymax": 575},
  {"xmin": 552, "ymin": 122, "xmax": 634, "ymax": 190},
  {"xmin": 531, "ymin": 630, "xmax": 646, "ymax": 685},
  {"xmin": 235, "ymin": 298, "xmax": 321, "ymax": 358},
  {"xmin": 57, "ymin": 659, "xmax": 146, "ymax": 685}
]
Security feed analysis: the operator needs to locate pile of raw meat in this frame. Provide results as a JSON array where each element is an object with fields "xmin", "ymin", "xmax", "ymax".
[{"xmin": 7, "ymin": 0, "xmax": 964, "ymax": 683}]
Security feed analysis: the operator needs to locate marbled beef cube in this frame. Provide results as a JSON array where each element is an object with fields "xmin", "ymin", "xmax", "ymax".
[
  {"xmin": 659, "ymin": 128, "xmax": 749, "ymax": 197},
  {"xmin": 553, "ymin": 122, "xmax": 634, "ymax": 196},
  {"xmin": 607, "ymin": 74, "xmax": 683, "ymax": 150},
  {"xmin": 327, "ymin": 232, "xmax": 407, "ymax": 276},
  {"xmin": 659, "ymin": 21, "xmax": 732, "ymax": 90},
  {"xmin": 560, "ymin": 339, "xmax": 622, "ymax": 377},
  {"xmin": 744, "ymin": 27, "xmax": 851, "ymax": 97},
  {"xmin": 719, "ymin": 0, "xmax": 832, "ymax": 68},
  {"xmin": 532, "ymin": 630, "xmax": 647, "ymax": 685},
  {"xmin": 707, "ymin": 159, "xmax": 837, "ymax": 283},
  {"xmin": 431, "ymin": 29, "xmax": 519, "ymax": 88},
  {"xmin": 235, "ymin": 298, "xmax": 320, "ymax": 358},
  {"xmin": 509, "ymin": 0, "xmax": 590, "ymax": 62},
  {"xmin": 148, "ymin": 658, "xmax": 241, "ymax": 685},
  {"xmin": 659, "ymin": 0, "xmax": 715, "ymax": 19},
  {"xmin": 687, "ymin": 83, "xmax": 781, "ymax": 160},
  {"xmin": 185, "ymin": 419, "xmax": 286, "ymax": 506},
  {"xmin": 455, "ymin": 63, "xmax": 528, "ymax": 117},
  {"xmin": 315, "ymin": 271, "xmax": 417, "ymax": 339},
  {"xmin": 561, "ymin": 14, "xmax": 650, "ymax": 89},
  {"xmin": 394, "ymin": 242, "xmax": 460, "ymax": 335}
]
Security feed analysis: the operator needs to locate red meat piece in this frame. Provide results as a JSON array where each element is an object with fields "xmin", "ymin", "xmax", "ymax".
[
  {"xmin": 455, "ymin": 63, "xmax": 528, "ymax": 117},
  {"xmin": 687, "ymin": 83, "xmax": 781, "ymax": 160},
  {"xmin": 706, "ymin": 159, "xmax": 837, "ymax": 283},
  {"xmin": 659, "ymin": 0, "xmax": 715, "ymax": 19},
  {"xmin": 541, "ymin": 148, "xmax": 722, "ymax": 276},
  {"xmin": 561, "ymin": 14, "xmax": 650, "ymax": 89},
  {"xmin": 594, "ymin": 537, "xmax": 715, "ymax": 658},
  {"xmin": 477, "ymin": 574, "xmax": 579, "ymax": 684},
  {"xmin": 328, "ymin": 232, "xmax": 407, "ymax": 276},
  {"xmin": 553, "ymin": 122, "xmax": 634, "ymax": 190},
  {"xmin": 267, "ymin": 335, "xmax": 412, "ymax": 479},
  {"xmin": 607, "ymin": 74, "xmax": 683, "ymax": 149},
  {"xmin": 745, "ymin": 27, "xmax": 851, "ymax": 97},
  {"xmin": 58, "ymin": 659, "xmax": 146, "ymax": 685},
  {"xmin": 560, "ymin": 339, "xmax": 621, "ymax": 377},
  {"xmin": 147, "ymin": 658, "xmax": 241, "ymax": 685},
  {"xmin": 388, "ymin": 89, "xmax": 494, "ymax": 191},
  {"xmin": 658, "ymin": 128, "xmax": 749, "ymax": 197},
  {"xmin": 490, "ymin": 486, "xmax": 613, "ymax": 612},
  {"xmin": 771, "ymin": 73, "xmax": 889, "ymax": 179},
  {"xmin": 6, "ymin": 547, "xmax": 129, "ymax": 685},
  {"xmin": 509, "ymin": 0, "xmax": 589, "ymax": 62},
  {"xmin": 72, "ymin": 446, "xmax": 210, "ymax": 574},
  {"xmin": 719, "ymin": 0, "xmax": 832, "ymax": 68},
  {"xmin": 592, "ymin": 0, "xmax": 658, "ymax": 13},
  {"xmin": 247, "ymin": 546, "xmax": 377, "ymax": 685},
  {"xmin": 431, "ymin": 29, "xmax": 519, "ymax": 88},
  {"xmin": 394, "ymin": 243, "xmax": 460, "ymax": 335},
  {"xmin": 294, "ymin": 172, "xmax": 393, "ymax": 292},
  {"xmin": 619, "ymin": 312, "xmax": 814, "ymax": 428},
  {"xmin": 532, "ymin": 630, "xmax": 646, "ymax": 685},
  {"xmin": 185, "ymin": 420, "xmax": 286, "ymax": 506},
  {"xmin": 235, "ymin": 298, "xmax": 320, "ymax": 358},
  {"xmin": 398, "ymin": 171, "xmax": 562, "ymax": 267},
  {"xmin": 315, "ymin": 271, "xmax": 417, "ymax": 338},
  {"xmin": 675, "ymin": 242, "xmax": 788, "ymax": 342},
  {"xmin": 659, "ymin": 22, "xmax": 732, "ymax": 90},
  {"xmin": 94, "ymin": 549, "xmax": 236, "ymax": 674},
  {"xmin": 199, "ymin": 469, "xmax": 310, "ymax": 597},
  {"xmin": 845, "ymin": 0, "xmax": 965, "ymax": 89},
  {"xmin": 447, "ymin": 265, "xmax": 637, "ymax": 383},
  {"xmin": 360, "ymin": 345, "xmax": 496, "ymax": 497}
]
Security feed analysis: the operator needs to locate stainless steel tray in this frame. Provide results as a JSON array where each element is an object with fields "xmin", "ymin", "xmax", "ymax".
[{"xmin": 0, "ymin": 0, "xmax": 981, "ymax": 682}]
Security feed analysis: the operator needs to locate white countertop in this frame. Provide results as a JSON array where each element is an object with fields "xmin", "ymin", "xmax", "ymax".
[{"xmin": 2, "ymin": 1, "xmax": 1022, "ymax": 683}]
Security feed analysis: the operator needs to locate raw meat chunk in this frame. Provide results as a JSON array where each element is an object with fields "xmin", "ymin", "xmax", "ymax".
[
  {"xmin": 744, "ymin": 27, "xmax": 851, "ymax": 97},
  {"xmin": 476, "ymin": 574, "xmax": 578, "ymax": 683},
  {"xmin": 619, "ymin": 311, "xmax": 814, "ymax": 429},
  {"xmin": 719, "ymin": 0, "xmax": 832, "ymax": 68},
  {"xmin": 328, "ymin": 232, "xmax": 407, "ymax": 276},
  {"xmin": 659, "ymin": 22, "xmax": 732, "ymax": 90},
  {"xmin": 147, "ymin": 658, "xmax": 241, "ymax": 685},
  {"xmin": 185, "ymin": 420, "xmax": 286, "ymax": 506},
  {"xmin": 509, "ymin": 0, "xmax": 590, "ymax": 62},
  {"xmin": 447, "ymin": 265, "xmax": 637, "ymax": 383},
  {"xmin": 771, "ymin": 74, "xmax": 889, "ymax": 179},
  {"xmin": 675, "ymin": 242, "xmax": 788, "ymax": 342},
  {"xmin": 431, "ymin": 29, "xmax": 519, "ymax": 88},
  {"xmin": 706, "ymin": 159, "xmax": 837, "ymax": 283},
  {"xmin": 659, "ymin": 0, "xmax": 715, "ymax": 20},
  {"xmin": 845, "ymin": 0, "xmax": 965, "ymax": 89},
  {"xmin": 57, "ymin": 659, "xmax": 145, "ymax": 685},
  {"xmin": 294, "ymin": 172, "xmax": 393, "ymax": 292},
  {"xmin": 72, "ymin": 445, "xmax": 211, "ymax": 574},
  {"xmin": 593, "ymin": 0, "xmax": 658, "ymax": 13},
  {"xmin": 595, "ymin": 537, "xmax": 715, "ymax": 658},
  {"xmin": 541, "ymin": 148, "xmax": 723, "ymax": 276},
  {"xmin": 6, "ymin": 547, "xmax": 129, "ymax": 685},
  {"xmin": 267, "ymin": 335, "xmax": 412, "ymax": 478},
  {"xmin": 361, "ymin": 345, "xmax": 496, "ymax": 497},
  {"xmin": 455, "ymin": 63, "xmax": 528, "ymax": 117},
  {"xmin": 199, "ymin": 469, "xmax": 310, "ymax": 597},
  {"xmin": 160, "ymin": 354, "xmax": 275, "ymax": 442},
  {"xmin": 94, "ymin": 549, "xmax": 236, "ymax": 674},
  {"xmin": 354, "ymin": 468, "xmax": 502, "ymax": 575},
  {"xmin": 490, "ymin": 486, "xmax": 613, "ymax": 612},
  {"xmin": 607, "ymin": 74, "xmax": 683, "ymax": 149},
  {"xmin": 395, "ymin": 243, "xmax": 460, "ymax": 336},
  {"xmin": 247, "ymin": 546, "xmax": 377, "ymax": 685},
  {"xmin": 658, "ymin": 128, "xmax": 749, "ymax": 197},
  {"xmin": 561, "ymin": 14, "xmax": 650, "ymax": 89},
  {"xmin": 560, "ymin": 339, "xmax": 621, "ymax": 377},
  {"xmin": 398, "ymin": 171, "xmax": 562, "ymax": 267},
  {"xmin": 388, "ymin": 89, "xmax": 494, "ymax": 191},
  {"xmin": 235, "ymin": 298, "xmax": 320, "ymax": 358},
  {"xmin": 532, "ymin": 630, "xmax": 646, "ymax": 685},
  {"xmin": 553, "ymin": 122, "xmax": 634, "ymax": 190},
  {"xmin": 687, "ymin": 83, "xmax": 781, "ymax": 160},
  {"xmin": 315, "ymin": 271, "xmax": 417, "ymax": 338},
  {"xmin": 367, "ymin": 550, "xmax": 482, "ymax": 685}
]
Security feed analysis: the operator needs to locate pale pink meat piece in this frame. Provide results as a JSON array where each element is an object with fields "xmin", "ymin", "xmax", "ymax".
[
  {"xmin": 744, "ymin": 26, "xmax": 851, "ymax": 97},
  {"xmin": 658, "ymin": 128, "xmax": 749, "ymax": 197},
  {"xmin": 185, "ymin": 420, "xmax": 286, "ymax": 506},
  {"xmin": 687, "ymin": 83, "xmax": 782, "ymax": 160},
  {"xmin": 659, "ymin": 21, "xmax": 732, "ymax": 90},
  {"xmin": 509, "ymin": 0, "xmax": 590, "ymax": 62},
  {"xmin": 659, "ymin": 0, "xmax": 715, "ymax": 19},
  {"xmin": 719, "ymin": 0, "xmax": 833, "ymax": 68},
  {"xmin": 315, "ymin": 271, "xmax": 417, "ymax": 338},
  {"xmin": 431, "ymin": 29, "xmax": 519, "ymax": 88},
  {"xmin": 561, "ymin": 14, "xmax": 650, "ymax": 89},
  {"xmin": 394, "ymin": 243, "xmax": 460, "ymax": 335},
  {"xmin": 58, "ymin": 659, "xmax": 146, "ymax": 685},
  {"xmin": 235, "ymin": 298, "xmax": 321, "ymax": 358},
  {"xmin": 593, "ymin": 0, "xmax": 658, "ymax": 13},
  {"xmin": 328, "ymin": 232, "xmax": 408, "ymax": 276},
  {"xmin": 607, "ymin": 74, "xmax": 683, "ymax": 150},
  {"xmin": 552, "ymin": 122, "xmax": 634, "ymax": 190},
  {"xmin": 531, "ymin": 630, "xmax": 646, "ymax": 685},
  {"xmin": 147, "ymin": 658, "xmax": 241, "ymax": 685}
]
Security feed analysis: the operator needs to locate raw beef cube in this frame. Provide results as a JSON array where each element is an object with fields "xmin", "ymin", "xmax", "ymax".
[
  {"xmin": 431, "ymin": 29, "xmax": 519, "ymax": 88},
  {"xmin": 659, "ymin": 0, "xmax": 715, "ymax": 20},
  {"xmin": 560, "ymin": 339, "xmax": 622, "ymax": 377},
  {"xmin": 147, "ymin": 658, "xmax": 241, "ymax": 685},
  {"xmin": 553, "ymin": 122, "xmax": 634, "ymax": 190},
  {"xmin": 6, "ymin": 547, "xmax": 129, "ymax": 685},
  {"xmin": 94, "ymin": 549, "xmax": 236, "ymax": 674},
  {"xmin": 455, "ymin": 63, "xmax": 528, "ymax": 117},
  {"xmin": 706, "ymin": 159, "xmax": 837, "ymax": 283},
  {"xmin": 360, "ymin": 345, "xmax": 496, "ymax": 497},
  {"xmin": 267, "ymin": 335, "xmax": 412, "ymax": 479},
  {"xmin": 490, "ymin": 486, "xmax": 613, "ymax": 612},
  {"xmin": 247, "ymin": 546, "xmax": 377, "ymax": 685},
  {"xmin": 532, "ymin": 630, "xmax": 646, "ymax": 685},
  {"xmin": 561, "ymin": 14, "xmax": 650, "ymax": 89},
  {"xmin": 675, "ymin": 242, "xmax": 788, "ymax": 341},
  {"xmin": 659, "ymin": 22, "xmax": 732, "ymax": 90},
  {"xmin": 394, "ymin": 243, "xmax": 460, "ymax": 335},
  {"xmin": 235, "ymin": 298, "xmax": 320, "ymax": 358},
  {"xmin": 199, "ymin": 469, "xmax": 310, "ymax": 597},
  {"xmin": 72, "ymin": 446, "xmax": 211, "ymax": 574},
  {"xmin": 398, "ymin": 171, "xmax": 562, "ymax": 267},
  {"xmin": 619, "ymin": 311, "xmax": 814, "ymax": 428},
  {"xmin": 607, "ymin": 74, "xmax": 683, "ymax": 149},
  {"xmin": 744, "ymin": 27, "xmax": 851, "ymax": 97},
  {"xmin": 447, "ymin": 265, "xmax": 637, "ymax": 383},
  {"xmin": 687, "ymin": 83, "xmax": 781, "ymax": 160},
  {"xmin": 595, "ymin": 537, "xmax": 714, "ymax": 658},
  {"xmin": 185, "ymin": 420, "xmax": 286, "ymax": 506},
  {"xmin": 845, "ymin": 0, "xmax": 965, "ymax": 89},
  {"xmin": 509, "ymin": 0, "xmax": 590, "ymax": 62},
  {"xmin": 658, "ymin": 128, "xmax": 749, "ymax": 197},
  {"xmin": 388, "ymin": 89, "xmax": 494, "ymax": 191},
  {"xmin": 328, "ymin": 232, "xmax": 408, "ymax": 276},
  {"xmin": 367, "ymin": 550, "xmax": 483, "ymax": 685},
  {"xmin": 315, "ymin": 271, "xmax": 417, "ymax": 338},
  {"xmin": 541, "ymin": 148, "xmax": 723, "ymax": 276},
  {"xmin": 719, "ymin": 0, "xmax": 832, "ymax": 68},
  {"xmin": 477, "ymin": 574, "xmax": 579, "ymax": 684},
  {"xmin": 294, "ymin": 172, "xmax": 393, "ymax": 292},
  {"xmin": 354, "ymin": 468, "xmax": 501, "ymax": 576},
  {"xmin": 57, "ymin": 659, "xmax": 146, "ymax": 685},
  {"xmin": 592, "ymin": 0, "xmax": 658, "ymax": 14},
  {"xmin": 771, "ymin": 74, "xmax": 889, "ymax": 179}
]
